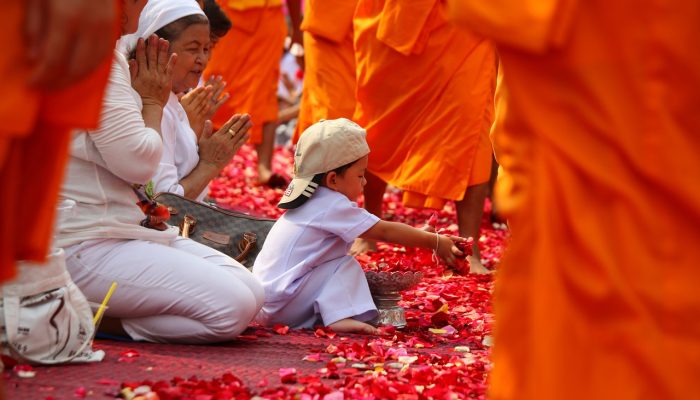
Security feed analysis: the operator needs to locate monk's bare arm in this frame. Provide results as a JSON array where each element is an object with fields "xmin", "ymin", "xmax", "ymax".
[{"xmin": 25, "ymin": 0, "xmax": 115, "ymax": 89}]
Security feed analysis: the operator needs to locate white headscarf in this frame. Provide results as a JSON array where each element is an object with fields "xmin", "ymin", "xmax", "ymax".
[{"xmin": 118, "ymin": 0, "xmax": 206, "ymax": 54}]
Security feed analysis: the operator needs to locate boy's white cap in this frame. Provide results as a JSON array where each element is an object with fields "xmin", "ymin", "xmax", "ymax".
[{"xmin": 278, "ymin": 118, "xmax": 369, "ymax": 209}]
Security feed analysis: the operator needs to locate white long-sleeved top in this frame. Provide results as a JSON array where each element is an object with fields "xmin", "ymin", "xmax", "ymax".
[
  {"xmin": 57, "ymin": 49, "xmax": 178, "ymax": 249},
  {"xmin": 151, "ymin": 93, "xmax": 205, "ymax": 201}
]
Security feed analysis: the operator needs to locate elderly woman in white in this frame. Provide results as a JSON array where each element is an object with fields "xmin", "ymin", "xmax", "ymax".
[
  {"xmin": 58, "ymin": 0, "xmax": 263, "ymax": 344},
  {"xmin": 131, "ymin": 0, "xmax": 251, "ymax": 201}
]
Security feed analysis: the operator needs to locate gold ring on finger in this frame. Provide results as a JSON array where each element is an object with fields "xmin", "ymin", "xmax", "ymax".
[{"xmin": 228, "ymin": 128, "xmax": 236, "ymax": 137}]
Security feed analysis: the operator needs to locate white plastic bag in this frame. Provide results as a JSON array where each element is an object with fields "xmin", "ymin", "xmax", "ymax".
[{"xmin": 0, "ymin": 249, "xmax": 104, "ymax": 365}]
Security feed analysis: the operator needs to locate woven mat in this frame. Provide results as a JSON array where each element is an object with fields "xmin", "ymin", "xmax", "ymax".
[{"xmin": 4, "ymin": 329, "xmax": 456, "ymax": 399}]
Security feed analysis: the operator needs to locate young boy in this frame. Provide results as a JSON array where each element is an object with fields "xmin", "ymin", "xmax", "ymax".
[{"xmin": 253, "ymin": 118, "xmax": 466, "ymax": 334}]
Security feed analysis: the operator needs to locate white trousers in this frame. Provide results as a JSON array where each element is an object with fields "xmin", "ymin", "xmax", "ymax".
[
  {"xmin": 256, "ymin": 257, "xmax": 377, "ymax": 329},
  {"xmin": 64, "ymin": 237, "xmax": 264, "ymax": 344}
]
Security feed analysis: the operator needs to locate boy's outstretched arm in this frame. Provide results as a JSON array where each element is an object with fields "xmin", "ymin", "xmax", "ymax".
[{"xmin": 360, "ymin": 221, "xmax": 463, "ymax": 266}]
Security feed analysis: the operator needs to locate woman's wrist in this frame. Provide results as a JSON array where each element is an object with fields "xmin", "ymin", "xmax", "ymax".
[
  {"xmin": 197, "ymin": 158, "xmax": 222, "ymax": 173},
  {"xmin": 141, "ymin": 103, "xmax": 164, "ymax": 132}
]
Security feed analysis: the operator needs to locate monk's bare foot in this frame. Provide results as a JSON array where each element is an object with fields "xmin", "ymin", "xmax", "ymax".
[
  {"xmin": 255, "ymin": 168, "xmax": 288, "ymax": 189},
  {"xmin": 468, "ymin": 255, "xmax": 493, "ymax": 275},
  {"xmin": 328, "ymin": 319, "xmax": 379, "ymax": 335},
  {"xmin": 256, "ymin": 165, "xmax": 273, "ymax": 186},
  {"xmin": 350, "ymin": 238, "xmax": 376, "ymax": 255}
]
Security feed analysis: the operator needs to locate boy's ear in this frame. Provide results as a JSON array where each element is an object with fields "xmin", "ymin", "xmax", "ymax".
[{"xmin": 324, "ymin": 171, "xmax": 338, "ymax": 189}]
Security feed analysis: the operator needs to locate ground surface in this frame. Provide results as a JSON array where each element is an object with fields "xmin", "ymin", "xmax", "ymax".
[{"xmin": 6, "ymin": 145, "xmax": 507, "ymax": 399}]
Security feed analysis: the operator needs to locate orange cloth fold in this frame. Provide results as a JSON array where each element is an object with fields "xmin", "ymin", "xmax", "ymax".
[
  {"xmin": 353, "ymin": 0, "xmax": 495, "ymax": 208},
  {"xmin": 205, "ymin": 5, "xmax": 286, "ymax": 144},
  {"xmin": 1, "ymin": 1, "xmax": 115, "ymax": 282},
  {"xmin": 301, "ymin": 0, "xmax": 357, "ymax": 43},
  {"xmin": 449, "ymin": 0, "xmax": 700, "ymax": 399},
  {"xmin": 295, "ymin": 0, "xmax": 358, "ymax": 141},
  {"xmin": 226, "ymin": 0, "xmax": 282, "ymax": 11}
]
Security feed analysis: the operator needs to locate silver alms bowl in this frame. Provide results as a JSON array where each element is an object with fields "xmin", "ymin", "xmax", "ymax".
[{"xmin": 365, "ymin": 270, "xmax": 423, "ymax": 328}]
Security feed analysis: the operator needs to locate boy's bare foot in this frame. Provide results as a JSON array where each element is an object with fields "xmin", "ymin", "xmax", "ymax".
[
  {"xmin": 349, "ymin": 238, "xmax": 376, "ymax": 255},
  {"xmin": 468, "ymin": 255, "xmax": 493, "ymax": 275},
  {"xmin": 328, "ymin": 318, "xmax": 379, "ymax": 335}
]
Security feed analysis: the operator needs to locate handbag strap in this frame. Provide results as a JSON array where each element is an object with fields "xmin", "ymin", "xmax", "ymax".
[{"xmin": 234, "ymin": 232, "xmax": 257, "ymax": 263}]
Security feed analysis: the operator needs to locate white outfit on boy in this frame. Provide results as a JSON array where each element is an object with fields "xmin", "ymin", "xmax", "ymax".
[
  {"xmin": 58, "ymin": 10, "xmax": 263, "ymax": 343},
  {"xmin": 253, "ymin": 187, "xmax": 379, "ymax": 328}
]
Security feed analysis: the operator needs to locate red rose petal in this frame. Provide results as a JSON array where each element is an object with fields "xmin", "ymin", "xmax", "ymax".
[
  {"xmin": 272, "ymin": 324, "xmax": 290, "ymax": 335},
  {"xmin": 279, "ymin": 368, "xmax": 297, "ymax": 384}
]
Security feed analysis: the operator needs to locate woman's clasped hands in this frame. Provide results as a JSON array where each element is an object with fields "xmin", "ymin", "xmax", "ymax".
[
  {"xmin": 198, "ymin": 114, "xmax": 252, "ymax": 170},
  {"xmin": 181, "ymin": 75, "xmax": 230, "ymax": 137}
]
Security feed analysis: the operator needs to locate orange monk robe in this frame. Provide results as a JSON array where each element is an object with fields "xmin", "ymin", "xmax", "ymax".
[
  {"xmin": 293, "ymin": 0, "xmax": 357, "ymax": 141},
  {"xmin": 353, "ymin": 0, "xmax": 496, "ymax": 209},
  {"xmin": 0, "ymin": 2, "xmax": 116, "ymax": 283},
  {"xmin": 205, "ymin": 0, "xmax": 287, "ymax": 144},
  {"xmin": 449, "ymin": 1, "xmax": 700, "ymax": 399}
]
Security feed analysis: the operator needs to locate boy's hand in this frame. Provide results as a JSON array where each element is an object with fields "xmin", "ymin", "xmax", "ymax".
[
  {"xmin": 454, "ymin": 237, "xmax": 475, "ymax": 257},
  {"xmin": 436, "ymin": 234, "xmax": 466, "ymax": 267}
]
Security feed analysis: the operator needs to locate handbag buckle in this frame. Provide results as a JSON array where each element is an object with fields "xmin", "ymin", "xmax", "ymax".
[{"xmin": 180, "ymin": 214, "xmax": 197, "ymax": 238}]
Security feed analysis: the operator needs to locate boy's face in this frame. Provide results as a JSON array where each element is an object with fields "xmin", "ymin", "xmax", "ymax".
[{"xmin": 330, "ymin": 155, "xmax": 368, "ymax": 201}]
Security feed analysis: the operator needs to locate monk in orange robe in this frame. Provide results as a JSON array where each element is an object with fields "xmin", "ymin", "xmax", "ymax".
[
  {"xmin": 293, "ymin": 0, "xmax": 358, "ymax": 140},
  {"xmin": 0, "ymin": 0, "xmax": 118, "ymax": 284},
  {"xmin": 448, "ymin": 1, "xmax": 700, "ymax": 398},
  {"xmin": 205, "ymin": 0, "xmax": 301, "ymax": 186},
  {"xmin": 352, "ymin": 0, "xmax": 496, "ymax": 273}
]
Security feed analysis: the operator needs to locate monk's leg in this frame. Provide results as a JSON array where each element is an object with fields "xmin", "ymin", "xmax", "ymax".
[
  {"xmin": 256, "ymin": 121, "xmax": 277, "ymax": 185},
  {"xmin": 488, "ymin": 156, "xmax": 506, "ymax": 225},
  {"xmin": 350, "ymin": 171, "xmax": 386, "ymax": 255},
  {"xmin": 456, "ymin": 182, "xmax": 492, "ymax": 274}
]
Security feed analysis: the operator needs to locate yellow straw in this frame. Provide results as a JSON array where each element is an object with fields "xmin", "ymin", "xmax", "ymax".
[{"xmin": 93, "ymin": 281, "xmax": 118, "ymax": 326}]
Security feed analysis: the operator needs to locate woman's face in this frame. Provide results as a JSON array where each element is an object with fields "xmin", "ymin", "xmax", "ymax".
[
  {"xmin": 122, "ymin": 0, "xmax": 149, "ymax": 35},
  {"xmin": 169, "ymin": 23, "xmax": 210, "ymax": 93}
]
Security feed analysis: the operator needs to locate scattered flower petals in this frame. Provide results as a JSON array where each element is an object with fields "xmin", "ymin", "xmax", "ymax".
[
  {"xmin": 113, "ymin": 144, "xmax": 507, "ymax": 400},
  {"xmin": 303, "ymin": 353, "xmax": 322, "ymax": 362},
  {"xmin": 119, "ymin": 349, "xmax": 140, "ymax": 358},
  {"xmin": 279, "ymin": 368, "xmax": 297, "ymax": 384},
  {"xmin": 74, "ymin": 386, "xmax": 87, "ymax": 398},
  {"xmin": 13, "ymin": 364, "xmax": 36, "ymax": 378},
  {"xmin": 272, "ymin": 324, "xmax": 290, "ymax": 335}
]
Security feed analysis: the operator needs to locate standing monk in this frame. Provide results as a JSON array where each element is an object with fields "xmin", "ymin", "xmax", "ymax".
[
  {"xmin": 1, "ymin": 0, "xmax": 118, "ymax": 282},
  {"xmin": 351, "ymin": 0, "xmax": 496, "ymax": 274},
  {"xmin": 449, "ymin": 0, "xmax": 700, "ymax": 399},
  {"xmin": 293, "ymin": 0, "xmax": 358, "ymax": 140},
  {"xmin": 205, "ymin": 0, "xmax": 301, "ymax": 187}
]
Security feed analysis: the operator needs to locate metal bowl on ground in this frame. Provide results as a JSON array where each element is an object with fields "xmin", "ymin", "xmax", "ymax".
[{"xmin": 365, "ymin": 270, "xmax": 423, "ymax": 328}]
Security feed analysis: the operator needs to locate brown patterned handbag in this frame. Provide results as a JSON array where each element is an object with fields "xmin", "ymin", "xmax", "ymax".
[{"xmin": 153, "ymin": 192, "xmax": 276, "ymax": 268}]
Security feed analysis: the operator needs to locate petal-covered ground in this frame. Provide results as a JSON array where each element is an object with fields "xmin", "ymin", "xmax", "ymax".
[{"xmin": 6, "ymin": 145, "xmax": 507, "ymax": 400}]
